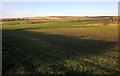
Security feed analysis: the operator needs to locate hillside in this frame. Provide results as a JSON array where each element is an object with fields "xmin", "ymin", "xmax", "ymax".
[{"xmin": 1, "ymin": 16, "xmax": 118, "ymax": 26}]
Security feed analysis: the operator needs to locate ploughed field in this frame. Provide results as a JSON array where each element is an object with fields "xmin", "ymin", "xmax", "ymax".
[{"xmin": 2, "ymin": 17, "xmax": 120, "ymax": 74}]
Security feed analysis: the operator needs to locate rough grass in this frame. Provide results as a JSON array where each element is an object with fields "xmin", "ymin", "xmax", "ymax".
[
  {"xmin": 28, "ymin": 26, "xmax": 118, "ymax": 41},
  {"xmin": 2, "ymin": 18, "xmax": 119, "ymax": 74}
]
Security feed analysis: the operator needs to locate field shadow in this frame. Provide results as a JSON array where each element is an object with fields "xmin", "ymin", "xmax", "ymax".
[{"xmin": 2, "ymin": 30, "xmax": 118, "ymax": 74}]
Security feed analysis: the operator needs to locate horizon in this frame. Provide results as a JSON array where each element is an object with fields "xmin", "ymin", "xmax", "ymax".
[{"xmin": 1, "ymin": 16, "xmax": 116, "ymax": 19}]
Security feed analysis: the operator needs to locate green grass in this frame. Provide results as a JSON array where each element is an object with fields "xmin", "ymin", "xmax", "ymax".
[
  {"xmin": 28, "ymin": 26, "xmax": 118, "ymax": 41},
  {"xmin": 2, "ymin": 18, "xmax": 119, "ymax": 74},
  {"xmin": 2, "ymin": 21, "xmax": 76, "ymax": 30},
  {"xmin": 2, "ymin": 17, "xmax": 110, "ymax": 30}
]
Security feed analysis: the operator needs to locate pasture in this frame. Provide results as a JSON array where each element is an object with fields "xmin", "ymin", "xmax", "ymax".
[{"xmin": 2, "ymin": 17, "xmax": 120, "ymax": 74}]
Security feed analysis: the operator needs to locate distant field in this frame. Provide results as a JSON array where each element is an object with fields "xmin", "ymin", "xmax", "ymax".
[{"xmin": 2, "ymin": 17, "xmax": 119, "ymax": 74}]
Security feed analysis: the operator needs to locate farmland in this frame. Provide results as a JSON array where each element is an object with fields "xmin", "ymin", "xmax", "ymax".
[{"xmin": 2, "ymin": 16, "xmax": 120, "ymax": 74}]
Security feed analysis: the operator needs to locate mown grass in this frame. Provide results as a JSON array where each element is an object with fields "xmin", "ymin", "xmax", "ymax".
[{"xmin": 2, "ymin": 18, "xmax": 119, "ymax": 74}]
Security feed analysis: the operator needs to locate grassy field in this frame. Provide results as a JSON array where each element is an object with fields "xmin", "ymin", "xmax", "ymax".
[{"xmin": 2, "ymin": 17, "xmax": 120, "ymax": 74}]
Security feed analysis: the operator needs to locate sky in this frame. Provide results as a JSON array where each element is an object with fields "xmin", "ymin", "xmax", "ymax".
[
  {"xmin": 2, "ymin": 2, "xmax": 118, "ymax": 18},
  {"xmin": 1, "ymin": 0, "xmax": 119, "ymax": 2}
]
